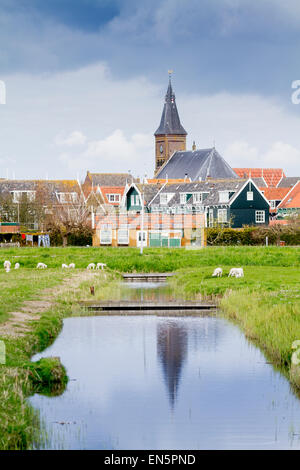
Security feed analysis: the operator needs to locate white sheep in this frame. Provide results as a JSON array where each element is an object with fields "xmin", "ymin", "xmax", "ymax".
[
  {"xmin": 36, "ymin": 262, "xmax": 47, "ymax": 269},
  {"xmin": 212, "ymin": 267, "xmax": 222, "ymax": 277},
  {"xmin": 87, "ymin": 263, "xmax": 96, "ymax": 270},
  {"xmin": 228, "ymin": 268, "xmax": 244, "ymax": 278},
  {"xmin": 62, "ymin": 263, "xmax": 69, "ymax": 269},
  {"xmin": 68, "ymin": 263, "xmax": 75, "ymax": 269},
  {"xmin": 3, "ymin": 260, "xmax": 11, "ymax": 270},
  {"xmin": 14, "ymin": 263, "xmax": 20, "ymax": 269},
  {"xmin": 5, "ymin": 266, "xmax": 10, "ymax": 273},
  {"xmin": 96, "ymin": 263, "xmax": 107, "ymax": 270}
]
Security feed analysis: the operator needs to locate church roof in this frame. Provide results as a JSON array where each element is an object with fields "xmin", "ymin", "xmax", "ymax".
[
  {"xmin": 154, "ymin": 79, "xmax": 187, "ymax": 136},
  {"xmin": 156, "ymin": 148, "xmax": 238, "ymax": 181}
]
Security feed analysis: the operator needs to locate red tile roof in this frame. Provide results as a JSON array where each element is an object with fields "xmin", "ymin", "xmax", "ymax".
[
  {"xmin": 263, "ymin": 187, "xmax": 290, "ymax": 201},
  {"xmin": 233, "ymin": 168, "xmax": 285, "ymax": 187},
  {"xmin": 278, "ymin": 181, "xmax": 300, "ymax": 209},
  {"xmin": 100, "ymin": 186, "xmax": 125, "ymax": 205}
]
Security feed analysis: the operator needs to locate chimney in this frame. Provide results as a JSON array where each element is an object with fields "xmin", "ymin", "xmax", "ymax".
[
  {"xmin": 192, "ymin": 141, "xmax": 196, "ymax": 151},
  {"xmin": 184, "ymin": 173, "xmax": 188, "ymax": 182}
]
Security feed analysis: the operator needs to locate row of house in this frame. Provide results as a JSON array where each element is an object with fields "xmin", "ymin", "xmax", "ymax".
[{"xmin": 0, "ymin": 168, "xmax": 299, "ymax": 246}]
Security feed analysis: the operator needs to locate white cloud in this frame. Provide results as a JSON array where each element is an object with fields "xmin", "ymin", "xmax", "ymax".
[
  {"xmin": 59, "ymin": 129, "xmax": 153, "ymax": 176},
  {"xmin": 55, "ymin": 131, "xmax": 87, "ymax": 147},
  {"xmin": 1, "ymin": 63, "xmax": 300, "ymax": 180}
]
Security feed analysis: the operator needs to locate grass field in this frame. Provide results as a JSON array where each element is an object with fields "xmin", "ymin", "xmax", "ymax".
[{"xmin": 0, "ymin": 245, "xmax": 299, "ymax": 449}]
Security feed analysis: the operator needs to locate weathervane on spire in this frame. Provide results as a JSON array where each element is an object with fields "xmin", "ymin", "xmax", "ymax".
[{"xmin": 168, "ymin": 69, "xmax": 173, "ymax": 81}]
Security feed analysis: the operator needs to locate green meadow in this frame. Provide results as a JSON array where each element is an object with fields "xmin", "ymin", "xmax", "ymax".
[{"xmin": 0, "ymin": 245, "xmax": 299, "ymax": 449}]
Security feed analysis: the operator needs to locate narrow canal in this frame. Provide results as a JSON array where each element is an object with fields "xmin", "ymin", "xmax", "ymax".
[{"xmin": 29, "ymin": 282, "xmax": 300, "ymax": 450}]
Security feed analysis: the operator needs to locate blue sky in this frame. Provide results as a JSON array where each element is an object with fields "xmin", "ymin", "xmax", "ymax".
[{"xmin": 0, "ymin": 0, "xmax": 300, "ymax": 179}]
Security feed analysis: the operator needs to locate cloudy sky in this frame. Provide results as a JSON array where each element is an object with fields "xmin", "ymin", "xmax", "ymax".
[{"xmin": 0, "ymin": 0, "xmax": 300, "ymax": 180}]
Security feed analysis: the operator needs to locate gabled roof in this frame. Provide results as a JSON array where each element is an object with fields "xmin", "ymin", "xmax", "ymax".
[
  {"xmin": 156, "ymin": 148, "xmax": 238, "ymax": 181},
  {"xmin": 277, "ymin": 177, "xmax": 300, "ymax": 188},
  {"xmin": 277, "ymin": 181, "xmax": 300, "ymax": 209},
  {"xmin": 154, "ymin": 79, "xmax": 187, "ymax": 136},
  {"xmin": 233, "ymin": 168, "xmax": 285, "ymax": 187},
  {"xmin": 85, "ymin": 172, "xmax": 135, "ymax": 187},
  {"xmin": 263, "ymin": 187, "xmax": 290, "ymax": 201},
  {"xmin": 99, "ymin": 186, "xmax": 125, "ymax": 205}
]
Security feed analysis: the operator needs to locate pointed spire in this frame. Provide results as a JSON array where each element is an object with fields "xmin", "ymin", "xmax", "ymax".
[{"xmin": 154, "ymin": 73, "xmax": 187, "ymax": 136}]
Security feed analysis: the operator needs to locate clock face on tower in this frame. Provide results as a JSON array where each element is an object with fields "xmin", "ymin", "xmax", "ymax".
[{"xmin": 159, "ymin": 144, "xmax": 163, "ymax": 154}]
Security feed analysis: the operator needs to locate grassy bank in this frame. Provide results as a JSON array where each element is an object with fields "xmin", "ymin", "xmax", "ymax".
[
  {"xmin": 0, "ymin": 267, "xmax": 119, "ymax": 449},
  {"xmin": 0, "ymin": 245, "xmax": 299, "ymax": 449}
]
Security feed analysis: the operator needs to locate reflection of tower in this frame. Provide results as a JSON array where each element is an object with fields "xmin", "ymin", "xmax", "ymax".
[{"xmin": 157, "ymin": 321, "xmax": 188, "ymax": 409}]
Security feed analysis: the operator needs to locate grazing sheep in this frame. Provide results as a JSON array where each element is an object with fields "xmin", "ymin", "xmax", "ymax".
[
  {"xmin": 68, "ymin": 263, "xmax": 75, "ymax": 269},
  {"xmin": 87, "ymin": 263, "xmax": 96, "ymax": 270},
  {"xmin": 3, "ymin": 260, "xmax": 11, "ymax": 270},
  {"xmin": 62, "ymin": 263, "xmax": 69, "ymax": 269},
  {"xmin": 212, "ymin": 267, "xmax": 222, "ymax": 277},
  {"xmin": 228, "ymin": 268, "xmax": 244, "ymax": 278},
  {"xmin": 36, "ymin": 262, "xmax": 47, "ymax": 269},
  {"xmin": 5, "ymin": 266, "xmax": 10, "ymax": 273},
  {"xmin": 14, "ymin": 263, "xmax": 20, "ymax": 269},
  {"xmin": 96, "ymin": 263, "xmax": 107, "ymax": 270}
]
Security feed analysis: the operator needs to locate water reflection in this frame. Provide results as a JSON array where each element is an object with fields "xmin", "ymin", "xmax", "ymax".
[
  {"xmin": 28, "ymin": 282, "xmax": 300, "ymax": 450},
  {"xmin": 157, "ymin": 321, "xmax": 188, "ymax": 409}
]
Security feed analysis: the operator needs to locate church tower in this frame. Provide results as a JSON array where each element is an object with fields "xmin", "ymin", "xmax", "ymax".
[{"xmin": 154, "ymin": 75, "xmax": 187, "ymax": 175}]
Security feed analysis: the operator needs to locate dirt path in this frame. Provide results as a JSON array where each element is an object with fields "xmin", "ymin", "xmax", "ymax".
[{"xmin": 0, "ymin": 270, "xmax": 99, "ymax": 338}]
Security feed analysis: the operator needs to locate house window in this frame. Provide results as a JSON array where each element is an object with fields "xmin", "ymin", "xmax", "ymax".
[
  {"xmin": 11, "ymin": 190, "xmax": 36, "ymax": 203},
  {"xmin": 160, "ymin": 193, "xmax": 168, "ymax": 205},
  {"xmin": 118, "ymin": 229, "xmax": 129, "ymax": 245},
  {"xmin": 209, "ymin": 209, "xmax": 214, "ymax": 227},
  {"xmin": 247, "ymin": 191, "xmax": 253, "ymax": 201},
  {"xmin": 193, "ymin": 193, "xmax": 202, "ymax": 204},
  {"xmin": 57, "ymin": 192, "xmax": 78, "ymax": 204},
  {"xmin": 218, "ymin": 209, "xmax": 227, "ymax": 223},
  {"xmin": 219, "ymin": 191, "xmax": 229, "ymax": 203},
  {"xmin": 100, "ymin": 225, "xmax": 112, "ymax": 244},
  {"xmin": 108, "ymin": 194, "xmax": 120, "ymax": 203},
  {"xmin": 270, "ymin": 200, "xmax": 276, "ymax": 209},
  {"xmin": 255, "ymin": 210, "xmax": 265, "ymax": 223},
  {"xmin": 130, "ymin": 194, "xmax": 140, "ymax": 206},
  {"xmin": 180, "ymin": 193, "xmax": 187, "ymax": 204}
]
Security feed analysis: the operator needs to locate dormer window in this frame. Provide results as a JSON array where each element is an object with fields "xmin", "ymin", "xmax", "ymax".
[
  {"xmin": 160, "ymin": 193, "xmax": 168, "ymax": 205},
  {"xmin": 180, "ymin": 193, "xmax": 187, "ymax": 204},
  {"xmin": 193, "ymin": 193, "xmax": 202, "ymax": 204}
]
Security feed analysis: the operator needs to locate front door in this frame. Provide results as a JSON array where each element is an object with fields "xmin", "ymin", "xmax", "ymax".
[{"xmin": 136, "ymin": 231, "xmax": 147, "ymax": 248}]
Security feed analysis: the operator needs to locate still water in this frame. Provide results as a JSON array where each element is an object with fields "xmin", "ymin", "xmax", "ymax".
[{"xmin": 29, "ymin": 282, "xmax": 300, "ymax": 450}]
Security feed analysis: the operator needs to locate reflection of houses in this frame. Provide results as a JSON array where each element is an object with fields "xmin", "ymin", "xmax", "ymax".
[{"xmin": 156, "ymin": 321, "xmax": 188, "ymax": 409}]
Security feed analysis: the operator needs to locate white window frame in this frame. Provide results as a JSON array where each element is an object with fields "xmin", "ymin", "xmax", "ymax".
[
  {"xmin": 108, "ymin": 194, "xmax": 120, "ymax": 203},
  {"xmin": 193, "ymin": 192, "xmax": 202, "ymax": 204},
  {"xmin": 218, "ymin": 208, "xmax": 228, "ymax": 223},
  {"xmin": 11, "ymin": 190, "xmax": 36, "ymax": 203},
  {"xmin": 118, "ymin": 229, "xmax": 129, "ymax": 245},
  {"xmin": 219, "ymin": 191, "xmax": 229, "ymax": 203},
  {"xmin": 160, "ymin": 193, "xmax": 169, "ymax": 205},
  {"xmin": 247, "ymin": 191, "xmax": 253, "ymax": 201},
  {"xmin": 100, "ymin": 225, "xmax": 112, "ymax": 244},
  {"xmin": 255, "ymin": 210, "xmax": 265, "ymax": 223},
  {"xmin": 209, "ymin": 209, "xmax": 214, "ymax": 227},
  {"xmin": 270, "ymin": 200, "xmax": 276, "ymax": 209},
  {"xmin": 180, "ymin": 193, "xmax": 187, "ymax": 205}
]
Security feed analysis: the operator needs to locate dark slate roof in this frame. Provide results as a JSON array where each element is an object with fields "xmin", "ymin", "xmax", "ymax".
[
  {"xmin": 0, "ymin": 179, "xmax": 80, "ymax": 203},
  {"xmin": 149, "ymin": 179, "xmax": 246, "ymax": 207},
  {"xmin": 156, "ymin": 148, "xmax": 238, "ymax": 181},
  {"xmin": 277, "ymin": 177, "xmax": 300, "ymax": 188},
  {"xmin": 154, "ymin": 80, "xmax": 187, "ymax": 136},
  {"xmin": 252, "ymin": 177, "xmax": 267, "ymax": 188},
  {"xmin": 134, "ymin": 183, "xmax": 164, "ymax": 205},
  {"xmin": 89, "ymin": 172, "xmax": 136, "ymax": 187}
]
